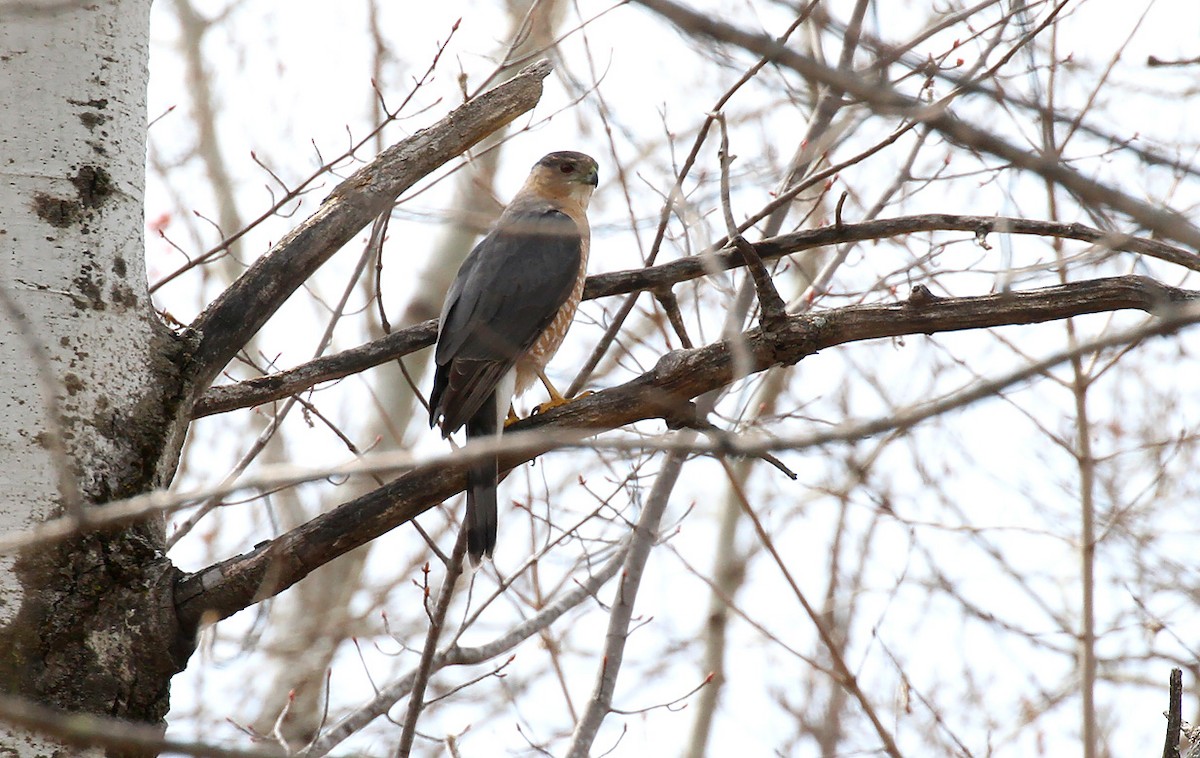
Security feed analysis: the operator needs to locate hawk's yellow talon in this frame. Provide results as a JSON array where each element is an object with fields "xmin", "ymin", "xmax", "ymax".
[{"xmin": 531, "ymin": 390, "xmax": 594, "ymax": 416}]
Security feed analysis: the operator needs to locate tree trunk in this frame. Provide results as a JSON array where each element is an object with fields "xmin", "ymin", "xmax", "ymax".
[{"xmin": 0, "ymin": 2, "xmax": 192, "ymax": 755}]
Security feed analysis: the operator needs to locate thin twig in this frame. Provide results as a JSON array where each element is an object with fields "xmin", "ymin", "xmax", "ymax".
[
  {"xmin": 394, "ymin": 529, "xmax": 468, "ymax": 757},
  {"xmin": 714, "ymin": 113, "xmax": 787, "ymax": 329}
]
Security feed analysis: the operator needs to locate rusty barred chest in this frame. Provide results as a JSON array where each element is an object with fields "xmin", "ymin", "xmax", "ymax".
[{"xmin": 514, "ymin": 244, "xmax": 589, "ymax": 396}]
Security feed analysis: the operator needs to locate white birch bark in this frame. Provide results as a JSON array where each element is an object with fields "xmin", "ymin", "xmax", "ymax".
[{"xmin": 0, "ymin": 1, "xmax": 169, "ymax": 754}]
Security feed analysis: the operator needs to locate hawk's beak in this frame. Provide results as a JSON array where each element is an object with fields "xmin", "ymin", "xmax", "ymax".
[{"xmin": 583, "ymin": 167, "xmax": 599, "ymax": 187}]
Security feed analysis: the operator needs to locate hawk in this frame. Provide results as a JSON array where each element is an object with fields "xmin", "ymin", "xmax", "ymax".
[{"xmin": 430, "ymin": 151, "xmax": 599, "ymax": 564}]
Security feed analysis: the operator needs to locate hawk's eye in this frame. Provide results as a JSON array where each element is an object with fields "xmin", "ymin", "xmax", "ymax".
[{"xmin": 560, "ymin": 164, "xmax": 575, "ymax": 174}]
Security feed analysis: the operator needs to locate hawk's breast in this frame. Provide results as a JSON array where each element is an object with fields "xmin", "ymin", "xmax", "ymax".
[{"xmin": 514, "ymin": 243, "xmax": 589, "ymax": 396}]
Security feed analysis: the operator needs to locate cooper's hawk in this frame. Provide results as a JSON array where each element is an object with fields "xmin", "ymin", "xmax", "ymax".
[{"xmin": 430, "ymin": 151, "xmax": 599, "ymax": 564}]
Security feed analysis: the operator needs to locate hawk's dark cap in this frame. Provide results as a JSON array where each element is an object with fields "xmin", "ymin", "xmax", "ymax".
[{"xmin": 535, "ymin": 151, "xmax": 599, "ymax": 187}]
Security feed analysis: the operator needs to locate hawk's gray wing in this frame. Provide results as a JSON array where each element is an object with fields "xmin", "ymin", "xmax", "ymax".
[{"xmin": 430, "ymin": 208, "xmax": 583, "ymax": 435}]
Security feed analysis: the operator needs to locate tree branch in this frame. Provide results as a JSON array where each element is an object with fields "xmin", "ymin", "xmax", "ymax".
[
  {"xmin": 191, "ymin": 214, "xmax": 1198, "ymax": 417},
  {"xmin": 714, "ymin": 112, "xmax": 788, "ymax": 330},
  {"xmin": 185, "ymin": 59, "xmax": 553, "ymax": 401},
  {"xmin": 171, "ymin": 275, "xmax": 1199, "ymax": 631},
  {"xmin": 192, "ymin": 320, "xmax": 438, "ymax": 417},
  {"xmin": 395, "ymin": 531, "xmax": 467, "ymax": 758}
]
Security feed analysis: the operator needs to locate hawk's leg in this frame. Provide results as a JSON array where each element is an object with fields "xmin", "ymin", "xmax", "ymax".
[
  {"xmin": 531, "ymin": 367, "xmax": 593, "ymax": 415},
  {"xmin": 503, "ymin": 404, "xmax": 521, "ymax": 428}
]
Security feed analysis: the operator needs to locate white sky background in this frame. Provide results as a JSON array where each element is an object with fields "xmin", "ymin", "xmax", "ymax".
[{"xmin": 145, "ymin": 0, "xmax": 1200, "ymax": 755}]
